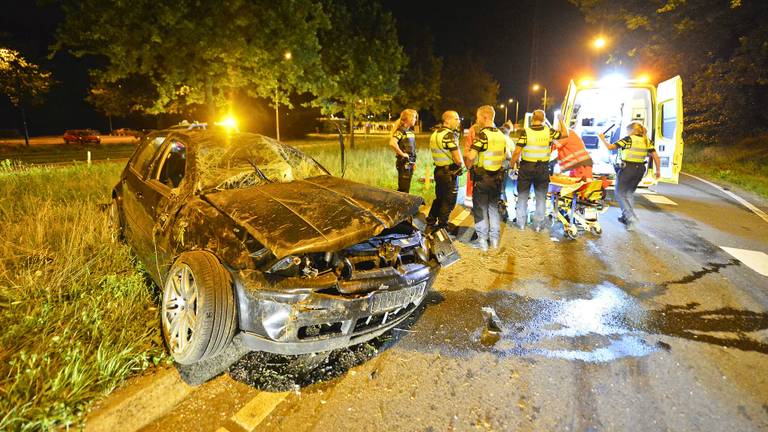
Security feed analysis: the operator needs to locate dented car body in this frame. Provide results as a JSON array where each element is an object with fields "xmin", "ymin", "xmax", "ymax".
[{"xmin": 110, "ymin": 130, "xmax": 458, "ymax": 365}]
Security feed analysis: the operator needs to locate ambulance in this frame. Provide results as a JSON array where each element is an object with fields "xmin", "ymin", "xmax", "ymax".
[{"xmin": 558, "ymin": 74, "xmax": 684, "ymax": 185}]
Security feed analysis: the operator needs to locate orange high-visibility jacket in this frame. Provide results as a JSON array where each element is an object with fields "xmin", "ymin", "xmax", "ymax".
[{"xmin": 555, "ymin": 129, "xmax": 592, "ymax": 171}]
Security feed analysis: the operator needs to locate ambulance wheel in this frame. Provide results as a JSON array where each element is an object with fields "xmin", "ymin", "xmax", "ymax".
[{"xmin": 590, "ymin": 226, "xmax": 602, "ymax": 236}]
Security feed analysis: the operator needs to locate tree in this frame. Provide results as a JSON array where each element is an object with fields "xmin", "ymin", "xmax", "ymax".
[
  {"xmin": 572, "ymin": 0, "xmax": 768, "ymax": 144},
  {"xmin": 54, "ymin": 0, "xmax": 328, "ymax": 139},
  {"xmin": 440, "ymin": 54, "xmax": 499, "ymax": 121},
  {"xmin": 0, "ymin": 48, "xmax": 52, "ymax": 146},
  {"xmin": 394, "ymin": 29, "xmax": 443, "ymax": 119},
  {"xmin": 315, "ymin": 0, "xmax": 406, "ymax": 147}
]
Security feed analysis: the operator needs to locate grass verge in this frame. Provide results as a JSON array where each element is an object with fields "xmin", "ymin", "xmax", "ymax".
[
  {"xmin": 0, "ymin": 161, "xmax": 167, "ymax": 431},
  {"xmin": 683, "ymin": 134, "xmax": 768, "ymax": 200}
]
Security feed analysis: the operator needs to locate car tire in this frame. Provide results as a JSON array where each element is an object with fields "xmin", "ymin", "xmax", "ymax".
[
  {"xmin": 108, "ymin": 197, "xmax": 125, "ymax": 243},
  {"xmin": 161, "ymin": 251, "xmax": 237, "ymax": 365}
]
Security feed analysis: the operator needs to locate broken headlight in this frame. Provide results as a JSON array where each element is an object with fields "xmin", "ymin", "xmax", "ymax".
[{"xmin": 266, "ymin": 254, "xmax": 326, "ymax": 278}]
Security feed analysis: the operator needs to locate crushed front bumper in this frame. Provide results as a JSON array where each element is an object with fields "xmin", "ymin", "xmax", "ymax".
[{"xmin": 234, "ymin": 262, "xmax": 439, "ymax": 355}]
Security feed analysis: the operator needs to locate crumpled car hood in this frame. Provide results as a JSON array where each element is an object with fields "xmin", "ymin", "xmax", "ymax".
[{"xmin": 202, "ymin": 175, "xmax": 423, "ymax": 258}]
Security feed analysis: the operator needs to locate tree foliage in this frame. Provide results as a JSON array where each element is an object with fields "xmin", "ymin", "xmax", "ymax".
[
  {"xmin": 54, "ymin": 0, "xmax": 328, "ymax": 117},
  {"xmin": 314, "ymin": 0, "xmax": 406, "ymax": 123},
  {"xmin": 440, "ymin": 54, "xmax": 499, "ymax": 120},
  {"xmin": 0, "ymin": 47, "xmax": 52, "ymax": 107},
  {"xmin": 394, "ymin": 30, "xmax": 443, "ymax": 116},
  {"xmin": 573, "ymin": 0, "xmax": 768, "ymax": 144}
]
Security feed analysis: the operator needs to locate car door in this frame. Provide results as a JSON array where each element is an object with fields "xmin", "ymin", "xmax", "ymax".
[
  {"xmin": 122, "ymin": 133, "xmax": 168, "ymax": 250},
  {"xmin": 654, "ymin": 75, "xmax": 684, "ymax": 183},
  {"xmin": 136, "ymin": 137, "xmax": 191, "ymax": 281}
]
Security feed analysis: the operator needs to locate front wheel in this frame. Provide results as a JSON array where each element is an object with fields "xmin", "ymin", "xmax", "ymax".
[{"xmin": 161, "ymin": 251, "xmax": 237, "ymax": 365}]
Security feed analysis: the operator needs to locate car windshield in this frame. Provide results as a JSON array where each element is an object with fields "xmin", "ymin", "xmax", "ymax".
[{"xmin": 196, "ymin": 133, "xmax": 328, "ymax": 192}]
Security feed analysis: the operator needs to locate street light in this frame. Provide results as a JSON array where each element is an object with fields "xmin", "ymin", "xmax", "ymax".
[
  {"xmin": 508, "ymin": 98, "xmax": 519, "ymax": 124},
  {"xmin": 592, "ymin": 36, "xmax": 606, "ymax": 50},
  {"xmin": 532, "ymin": 84, "xmax": 548, "ymax": 112},
  {"xmin": 275, "ymin": 51, "xmax": 293, "ymax": 141}
]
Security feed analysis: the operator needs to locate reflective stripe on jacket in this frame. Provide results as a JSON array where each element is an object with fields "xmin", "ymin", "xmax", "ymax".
[
  {"xmin": 621, "ymin": 135, "xmax": 653, "ymax": 163},
  {"xmin": 522, "ymin": 126, "xmax": 551, "ymax": 162},
  {"xmin": 477, "ymin": 128, "xmax": 507, "ymax": 171},
  {"xmin": 430, "ymin": 127, "xmax": 455, "ymax": 166},
  {"xmin": 556, "ymin": 131, "xmax": 592, "ymax": 171}
]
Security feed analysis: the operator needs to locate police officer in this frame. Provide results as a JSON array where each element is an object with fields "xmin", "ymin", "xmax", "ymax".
[
  {"xmin": 426, "ymin": 110, "xmax": 464, "ymax": 233},
  {"xmin": 466, "ymin": 105, "xmax": 512, "ymax": 251},
  {"xmin": 511, "ymin": 110, "xmax": 567, "ymax": 231},
  {"xmin": 598, "ymin": 121, "xmax": 661, "ymax": 231},
  {"xmin": 389, "ymin": 108, "xmax": 419, "ymax": 193}
]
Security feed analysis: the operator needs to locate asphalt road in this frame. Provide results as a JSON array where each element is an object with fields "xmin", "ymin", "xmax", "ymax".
[{"xmin": 79, "ymin": 173, "xmax": 768, "ymax": 432}]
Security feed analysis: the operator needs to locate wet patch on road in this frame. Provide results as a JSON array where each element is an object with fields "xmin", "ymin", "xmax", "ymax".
[{"xmin": 394, "ymin": 283, "xmax": 768, "ymax": 361}]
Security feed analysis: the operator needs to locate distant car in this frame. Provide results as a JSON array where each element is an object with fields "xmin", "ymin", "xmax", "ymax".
[
  {"xmin": 63, "ymin": 129, "xmax": 101, "ymax": 144},
  {"xmin": 108, "ymin": 129, "xmax": 459, "ymax": 367}
]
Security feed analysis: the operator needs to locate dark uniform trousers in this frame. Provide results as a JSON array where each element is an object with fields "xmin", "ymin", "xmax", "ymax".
[
  {"xmin": 427, "ymin": 165, "xmax": 459, "ymax": 229},
  {"xmin": 396, "ymin": 155, "xmax": 415, "ymax": 193},
  {"xmin": 472, "ymin": 168, "xmax": 504, "ymax": 240},
  {"xmin": 615, "ymin": 162, "xmax": 647, "ymax": 222},
  {"xmin": 515, "ymin": 161, "xmax": 550, "ymax": 228}
]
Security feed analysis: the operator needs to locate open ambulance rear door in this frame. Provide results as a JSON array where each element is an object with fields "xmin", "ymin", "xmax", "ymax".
[
  {"xmin": 562, "ymin": 80, "xmax": 579, "ymax": 129},
  {"xmin": 654, "ymin": 75, "xmax": 684, "ymax": 183}
]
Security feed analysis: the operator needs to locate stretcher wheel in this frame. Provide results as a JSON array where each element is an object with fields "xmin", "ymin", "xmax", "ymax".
[
  {"xmin": 590, "ymin": 226, "xmax": 602, "ymax": 235},
  {"xmin": 564, "ymin": 226, "xmax": 579, "ymax": 240}
]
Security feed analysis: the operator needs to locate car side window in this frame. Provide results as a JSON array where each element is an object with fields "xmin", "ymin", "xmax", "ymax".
[
  {"xmin": 131, "ymin": 135, "xmax": 167, "ymax": 177},
  {"xmin": 156, "ymin": 140, "xmax": 187, "ymax": 189}
]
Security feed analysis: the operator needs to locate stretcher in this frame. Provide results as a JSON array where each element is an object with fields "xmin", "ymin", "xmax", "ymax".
[{"xmin": 548, "ymin": 175, "xmax": 608, "ymax": 239}]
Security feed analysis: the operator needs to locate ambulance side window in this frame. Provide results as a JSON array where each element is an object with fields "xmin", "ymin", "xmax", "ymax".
[{"xmin": 661, "ymin": 101, "xmax": 677, "ymax": 138}]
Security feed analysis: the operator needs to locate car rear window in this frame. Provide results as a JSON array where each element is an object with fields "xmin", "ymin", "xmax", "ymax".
[{"xmin": 196, "ymin": 134, "xmax": 327, "ymax": 192}]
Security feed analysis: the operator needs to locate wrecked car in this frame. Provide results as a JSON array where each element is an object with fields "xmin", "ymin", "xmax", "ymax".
[{"xmin": 108, "ymin": 129, "xmax": 458, "ymax": 366}]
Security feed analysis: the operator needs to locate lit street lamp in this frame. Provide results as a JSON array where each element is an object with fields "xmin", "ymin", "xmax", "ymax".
[
  {"xmin": 532, "ymin": 84, "xmax": 548, "ymax": 112},
  {"xmin": 508, "ymin": 98, "xmax": 519, "ymax": 124},
  {"xmin": 275, "ymin": 51, "xmax": 293, "ymax": 141},
  {"xmin": 592, "ymin": 36, "xmax": 606, "ymax": 50}
]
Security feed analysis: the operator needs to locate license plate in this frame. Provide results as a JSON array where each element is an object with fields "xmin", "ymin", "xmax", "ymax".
[{"xmin": 371, "ymin": 282, "xmax": 426, "ymax": 314}]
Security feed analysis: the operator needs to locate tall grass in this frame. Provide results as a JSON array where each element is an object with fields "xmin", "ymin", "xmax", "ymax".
[
  {"xmin": 683, "ymin": 134, "xmax": 768, "ymax": 198},
  {"xmin": 293, "ymin": 133, "xmax": 466, "ymax": 202},
  {"xmin": 0, "ymin": 161, "xmax": 166, "ymax": 431}
]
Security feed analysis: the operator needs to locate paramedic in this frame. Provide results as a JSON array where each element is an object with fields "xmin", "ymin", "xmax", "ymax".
[
  {"xmin": 511, "ymin": 110, "xmax": 568, "ymax": 231},
  {"xmin": 427, "ymin": 111, "xmax": 464, "ymax": 232},
  {"xmin": 466, "ymin": 105, "xmax": 512, "ymax": 251},
  {"xmin": 554, "ymin": 126, "xmax": 593, "ymax": 180},
  {"xmin": 389, "ymin": 108, "xmax": 419, "ymax": 193},
  {"xmin": 598, "ymin": 121, "xmax": 661, "ymax": 230}
]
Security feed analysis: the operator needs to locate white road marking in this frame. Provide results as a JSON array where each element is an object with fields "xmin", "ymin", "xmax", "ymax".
[
  {"xmin": 634, "ymin": 188, "xmax": 658, "ymax": 195},
  {"xmin": 642, "ymin": 194, "xmax": 678, "ymax": 206},
  {"xmin": 683, "ymin": 172, "xmax": 768, "ymax": 224},
  {"xmin": 720, "ymin": 247, "xmax": 768, "ymax": 277},
  {"xmin": 449, "ymin": 208, "xmax": 471, "ymax": 226},
  {"xmin": 231, "ymin": 391, "xmax": 289, "ymax": 431}
]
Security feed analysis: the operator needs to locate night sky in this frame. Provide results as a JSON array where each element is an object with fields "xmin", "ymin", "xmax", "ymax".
[{"xmin": 0, "ymin": 0, "xmax": 593, "ymax": 135}]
